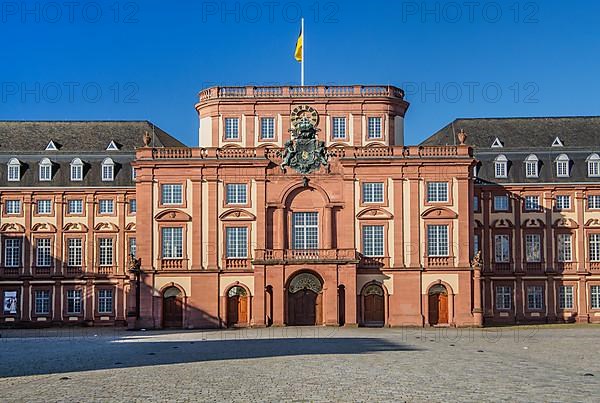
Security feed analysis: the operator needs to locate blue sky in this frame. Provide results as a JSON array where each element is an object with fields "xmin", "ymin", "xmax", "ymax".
[{"xmin": 1, "ymin": 0, "xmax": 599, "ymax": 146}]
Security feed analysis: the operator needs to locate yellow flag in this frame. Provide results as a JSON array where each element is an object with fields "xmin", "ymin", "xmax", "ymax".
[{"xmin": 294, "ymin": 26, "xmax": 303, "ymax": 62}]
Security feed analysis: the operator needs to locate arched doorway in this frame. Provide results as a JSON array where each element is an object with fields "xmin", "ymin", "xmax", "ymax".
[
  {"xmin": 428, "ymin": 284, "xmax": 449, "ymax": 325},
  {"xmin": 162, "ymin": 286, "xmax": 183, "ymax": 328},
  {"xmin": 287, "ymin": 272, "xmax": 323, "ymax": 326},
  {"xmin": 362, "ymin": 283, "xmax": 385, "ymax": 327},
  {"xmin": 227, "ymin": 286, "xmax": 249, "ymax": 327}
]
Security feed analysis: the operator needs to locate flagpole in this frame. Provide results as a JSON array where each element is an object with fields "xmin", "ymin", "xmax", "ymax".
[{"xmin": 301, "ymin": 17, "xmax": 305, "ymax": 86}]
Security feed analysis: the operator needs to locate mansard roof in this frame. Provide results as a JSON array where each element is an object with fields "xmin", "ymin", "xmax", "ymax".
[
  {"xmin": 0, "ymin": 120, "xmax": 185, "ymax": 152},
  {"xmin": 421, "ymin": 116, "xmax": 600, "ymax": 149},
  {"xmin": 422, "ymin": 116, "xmax": 600, "ymax": 184}
]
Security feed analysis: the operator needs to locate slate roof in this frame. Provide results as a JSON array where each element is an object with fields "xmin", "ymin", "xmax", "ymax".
[
  {"xmin": 0, "ymin": 121, "xmax": 185, "ymax": 188},
  {"xmin": 421, "ymin": 117, "xmax": 600, "ymax": 185}
]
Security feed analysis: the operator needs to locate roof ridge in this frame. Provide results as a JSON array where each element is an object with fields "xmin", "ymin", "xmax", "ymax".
[{"xmin": 453, "ymin": 116, "xmax": 600, "ymax": 121}]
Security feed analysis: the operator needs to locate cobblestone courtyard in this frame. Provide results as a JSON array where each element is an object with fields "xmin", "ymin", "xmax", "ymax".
[{"xmin": 0, "ymin": 326, "xmax": 599, "ymax": 402}]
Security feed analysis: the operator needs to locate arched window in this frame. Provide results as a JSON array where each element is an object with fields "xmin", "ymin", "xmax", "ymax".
[
  {"xmin": 39, "ymin": 158, "xmax": 52, "ymax": 181},
  {"xmin": 524, "ymin": 154, "xmax": 539, "ymax": 178},
  {"xmin": 555, "ymin": 154, "xmax": 570, "ymax": 178},
  {"xmin": 7, "ymin": 158, "xmax": 21, "ymax": 182},
  {"xmin": 587, "ymin": 153, "xmax": 600, "ymax": 177},
  {"xmin": 101, "ymin": 157, "xmax": 114, "ymax": 181},
  {"xmin": 70, "ymin": 158, "xmax": 84, "ymax": 181},
  {"xmin": 494, "ymin": 154, "xmax": 508, "ymax": 178}
]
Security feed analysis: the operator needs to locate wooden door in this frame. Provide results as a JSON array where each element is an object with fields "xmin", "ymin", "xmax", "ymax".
[
  {"xmin": 364, "ymin": 294, "xmax": 385, "ymax": 325},
  {"xmin": 238, "ymin": 296, "xmax": 248, "ymax": 325},
  {"xmin": 288, "ymin": 289, "xmax": 318, "ymax": 325},
  {"xmin": 428, "ymin": 294, "xmax": 439, "ymax": 325},
  {"xmin": 228, "ymin": 295, "xmax": 248, "ymax": 327},
  {"xmin": 438, "ymin": 293, "xmax": 449, "ymax": 324},
  {"xmin": 163, "ymin": 296, "xmax": 183, "ymax": 328}
]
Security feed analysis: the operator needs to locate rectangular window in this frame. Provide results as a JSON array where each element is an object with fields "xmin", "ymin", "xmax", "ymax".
[
  {"xmin": 129, "ymin": 237, "xmax": 137, "ymax": 258},
  {"xmin": 225, "ymin": 117, "xmax": 239, "ymax": 139},
  {"xmin": 558, "ymin": 286, "xmax": 573, "ymax": 309},
  {"xmin": 6, "ymin": 200, "xmax": 21, "ymax": 215},
  {"xmin": 556, "ymin": 161, "xmax": 569, "ymax": 177},
  {"xmin": 37, "ymin": 199, "xmax": 52, "ymax": 215},
  {"xmin": 34, "ymin": 290, "xmax": 50, "ymax": 314},
  {"xmin": 427, "ymin": 182, "xmax": 448, "ymax": 203},
  {"xmin": 495, "ymin": 162, "xmax": 507, "ymax": 178},
  {"xmin": 161, "ymin": 184, "xmax": 183, "ymax": 205},
  {"xmin": 557, "ymin": 234, "xmax": 572, "ymax": 262},
  {"xmin": 71, "ymin": 164, "xmax": 82, "ymax": 181},
  {"xmin": 362, "ymin": 182, "xmax": 384, "ymax": 204},
  {"xmin": 260, "ymin": 117, "xmax": 275, "ymax": 139},
  {"xmin": 98, "ymin": 238, "xmax": 113, "ymax": 266},
  {"xmin": 8, "ymin": 164, "xmax": 20, "ymax": 181},
  {"xmin": 427, "ymin": 225, "xmax": 449, "ymax": 257},
  {"xmin": 367, "ymin": 117, "xmax": 382, "ymax": 139},
  {"xmin": 162, "ymin": 227, "xmax": 183, "ymax": 259},
  {"xmin": 494, "ymin": 195, "xmax": 509, "ymax": 211},
  {"xmin": 226, "ymin": 184, "xmax": 247, "ymax": 205},
  {"xmin": 527, "ymin": 286, "xmax": 543, "ymax": 310},
  {"xmin": 362, "ymin": 225, "xmax": 384, "ymax": 257},
  {"xmin": 66, "ymin": 290, "xmax": 82, "ymax": 314},
  {"xmin": 97, "ymin": 289, "xmax": 113, "ymax": 314},
  {"xmin": 494, "ymin": 234, "xmax": 510, "ymax": 263},
  {"xmin": 589, "ymin": 234, "xmax": 600, "ymax": 262},
  {"xmin": 332, "ymin": 117, "xmax": 347, "ymax": 139},
  {"xmin": 524, "ymin": 196, "xmax": 540, "ymax": 211},
  {"xmin": 36, "ymin": 238, "xmax": 52, "ymax": 267},
  {"xmin": 101, "ymin": 164, "xmax": 114, "ymax": 181},
  {"xmin": 129, "ymin": 199, "xmax": 137, "ymax": 214},
  {"xmin": 555, "ymin": 195, "xmax": 571, "ymax": 210},
  {"xmin": 589, "ymin": 161, "xmax": 600, "ymax": 177},
  {"xmin": 292, "ymin": 212, "xmax": 318, "ymax": 249},
  {"xmin": 99, "ymin": 199, "xmax": 114, "ymax": 214},
  {"xmin": 473, "ymin": 196, "xmax": 479, "ymax": 212},
  {"xmin": 525, "ymin": 234, "xmax": 541, "ymax": 262},
  {"xmin": 591, "ymin": 286, "xmax": 600, "ymax": 309},
  {"xmin": 131, "ymin": 167, "xmax": 137, "ymax": 180},
  {"xmin": 4, "ymin": 238, "xmax": 21, "ymax": 267},
  {"xmin": 496, "ymin": 286, "xmax": 512, "ymax": 310},
  {"xmin": 474, "ymin": 234, "xmax": 480, "ymax": 255},
  {"xmin": 226, "ymin": 227, "xmax": 248, "ymax": 258},
  {"xmin": 40, "ymin": 164, "xmax": 51, "ymax": 181},
  {"xmin": 525, "ymin": 161, "xmax": 538, "ymax": 178},
  {"xmin": 589, "ymin": 195, "xmax": 600, "ymax": 210},
  {"xmin": 67, "ymin": 238, "xmax": 83, "ymax": 267},
  {"xmin": 68, "ymin": 199, "xmax": 83, "ymax": 214}
]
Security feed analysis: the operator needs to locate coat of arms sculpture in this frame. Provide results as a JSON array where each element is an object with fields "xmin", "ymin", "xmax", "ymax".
[{"xmin": 281, "ymin": 105, "xmax": 329, "ymax": 174}]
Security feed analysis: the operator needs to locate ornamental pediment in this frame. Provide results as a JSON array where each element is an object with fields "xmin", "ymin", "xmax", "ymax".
[
  {"xmin": 356, "ymin": 208, "xmax": 393, "ymax": 220},
  {"xmin": 220, "ymin": 209, "xmax": 256, "ymax": 221},
  {"xmin": 554, "ymin": 218, "xmax": 579, "ymax": 229},
  {"xmin": 155, "ymin": 209, "xmax": 191, "ymax": 222},
  {"xmin": 421, "ymin": 207, "xmax": 457, "ymax": 220},
  {"xmin": 491, "ymin": 218, "xmax": 514, "ymax": 228},
  {"xmin": 31, "ymin": 223, "xmax": 57, "ymax": 233},
  {"xmin": 584, "ymin": 219, "xmax": 600, "ymax": 228},
  {"xmin": 522, "ymin": 218, "xmax": 545, "ymax": 229},
  {"xmin": 63, "ymin": 222, "xmax": 88, "ymax": 232},
  {"xmin": 94, "ymin": 222, "xmax": 119, "ymax": 232},
  {"xmin": 0, "ymin": 223, "xmax": 25, "ymax": 233},
  {"xmin": 125, "ymin": 222, "xmax": 136, "ymax": 231}
]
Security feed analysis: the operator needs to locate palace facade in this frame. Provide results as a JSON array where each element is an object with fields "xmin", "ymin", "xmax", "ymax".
[{"xmin": 2, "ymin": 86, "xmax": 599, "ymax": 328}]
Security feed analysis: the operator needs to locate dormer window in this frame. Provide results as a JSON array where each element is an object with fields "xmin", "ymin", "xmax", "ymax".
[
  {"xmin": 70, "ymin": 158, "xmax": 84, "ymax": 181},
  {"xmin": 101, "ymin": 158, "xmax": 114, "ymax": 181},
  {"xmin": 39, "ymin": 158, "xmax": 52, "ymax": 181},
  {"xmin": 587, "ymin": 153, "xmax": 600, "ymax": 177},
  {"xmin": 552, "ymin": 137, "xmax": 564, "ymax": 147},
  {"xmin": 45, "ymin": 140, "xmax": 58, "ymax": 151},
  {"xmin": 555, "ymin": 154, "xmax": 570, "ymax": 177},
  {"xmin": 106, "ymin": 140, "xmax": 120, "ymax": 151},
  {"xmin": 524, "ymin": 154, "xmax": 539, "ymax": 178},
  {"xmin": 494, "ymin": 154, "xmax": 508, "ymax": 178},
  {"xmin": 7, "ymin": 158, "xmax": 21, "ymax": 182},
  {"xmin": 491, "ymin": 137, "xmax": 504, "ymax": 148}
]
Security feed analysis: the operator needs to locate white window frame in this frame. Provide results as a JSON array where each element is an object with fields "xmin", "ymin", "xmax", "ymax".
[
  {"xmin": 362, "ymin": 182, "xmax": 384, "ymax": 204},
  {"xmin": 427, "ymin": 182, "xmax": 449, "ymax": 203},
  {"xmin": 7, "ymin": 158, "xmax": 20, "ymax": 182},
  {"xmin": 101, "ymin": 158, "xmax": 114, "ymax": 182},
  {"xmin": 362, "ymin": 225, "xmax": 385, "ymax": 257},
  {"xmin": 292, "ymin": 212, "xmax": 319, "ymax": 250},
  {"xmin": 66, "ymin": 289, "xmax": 82, "ymax": 314},
  {"xmin": 555, "ymin": 195, "xmax": 571, "ymax": 210},
  {"xmin": 98, "ymin": 238, "xmax": 114, "ymax": 267},
  {"xmin": 527, "ymin": 286, "xmax": 543, "ymax": 310},
  {"xmin": 494, "ymin": 234, "xmax": 510, "ymax": 263},
  {"xmin": 68, "ymin": 199, "xmax": 84, "ymax": 215},
  {"xmin": 557, "ymin": 234, "xmax": 572, "ymax": 262},
  {"xmin": 129, "ymin": 237, "xmax": 137, "ymax": 258},
  {"xmin": 67, "ymin": 238, "xmax": 83, "ymax": 267},
  {"xmin": 5, "ymin": 200, "xmax": 21, "ymax": 215},
  {"xmin": 332, "ymin": 117, "xmax": 347, "ymax": 139},
  {"xmin": 34, "ymin": 290, "xmax": 50, "ymax": 314},
  {"xmin": 224, "ymin": 117, "xmax": 239, "ymax": 139},
  {"xmin": 260, "ymin": 117, "xmax": 275, "ymax": 140},
  {"xmin": 589, "ymin": 233, "xmax": 600, "ymax": 262},
  {"xmin": 367, "ymin": 117, "xmax": 382, "ymax": 139},
  {"xmin": 161, "ymin": 184, "xmax": 183, "ymax": 205},
  {"xmin": 226, "ymin": 183, "xmax": 247, "ymax": 205},
  {"xmin": 39, "ymin": 158, "xmax": 52, "ymax": 181},
  {"xmin": 37, "ymin": 199, "xmax": 52, "ymax": 215},
  {"xmin": 99, "ymin": 199, "xmax": 114, "ymax": 215},
  {"xmin": 494, "ymin": 155, "xmax": 508, "ymax": 178},
  {"xmin": 427, "ymin": 225, "xmax": 449, "ymax": 257},
  {"xmin": 162, "ymin": 227, "xmax": 183, "ymax": 259},
  {"xmin": 4, "ymin": 238, "xmax": 22, "ymax": 267},
  {"xmin": 591, "ymin": 285, "xmax": 600, "ymax": 309},
  {"xmin": 495, "ymin": 286, "xmax": 512, "ymax": 310},
  {"xmin": 525, "ymin": 234, "xmax": 541, "ymax": 263},
  {"xmin": 129, "ymin": 199, "xmax": 137, "ymax": 214},
  {"xmin": 589, "ymin": 195, "xmax": 600, "ymax": 210},
  {"xmin": 70, "ymin": 158, "xmax": 83, "ymax": 181},
  {"xmin": 97, "ymin": 289, "xmax": 113, "ymax": 314},
  {"xmin": 494, "ymin": 195, "xmax": 509, "ymax": 211},
  {"xmin": 524, "ymin": 195, "xmax": 540, "ymax": 211},
  {"xmin": 524, "ymin": 154, "xmax": 539, "ymax": 178},
  {"xmin": 558, "ymin": 286, "xmax": 573, "ymax": 309},
  {"xmin": 587, "ymin": 154, "xmax": 600, "ymax": 177},
  {"xmin": 35, "ymin": 238, "xmax": 52, "ymax": 267},
  {"xmin": 555, "ymin": 154, "xmax": 570, "ymax": 178},
  {"xmin": 226, "ymin": 227, "xmax": 248, "ymax": 258}
]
